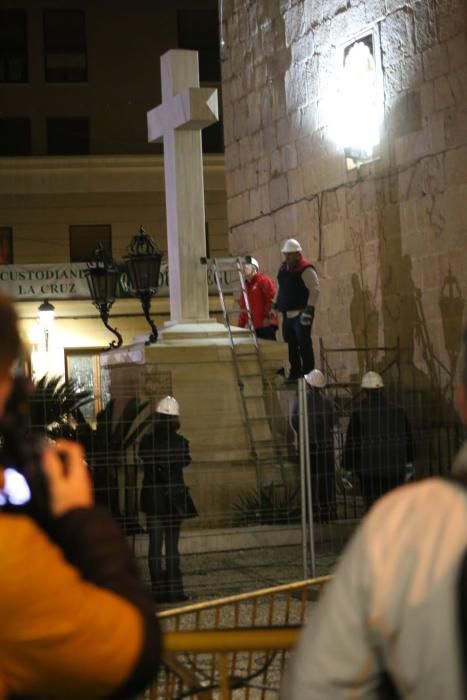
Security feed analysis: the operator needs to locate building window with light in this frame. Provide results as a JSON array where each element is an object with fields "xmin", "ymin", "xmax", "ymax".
[
  {"xmin": 341, "ymin": 33, "xmax": 382, "ymax": 169},
  {"xmin": 65, "ymin": 349, "xmax": 111, "ymax": 425}
]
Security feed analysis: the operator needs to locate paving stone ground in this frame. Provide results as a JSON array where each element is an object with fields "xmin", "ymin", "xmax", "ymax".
[{"xmin": 146, "ymin": 523, "xmax": 358, "ymax": 698}]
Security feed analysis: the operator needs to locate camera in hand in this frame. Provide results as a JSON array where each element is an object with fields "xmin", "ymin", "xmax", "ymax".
[{"xmin": 0, "ymin": 377, "xmax": 51, "ymax": 527}]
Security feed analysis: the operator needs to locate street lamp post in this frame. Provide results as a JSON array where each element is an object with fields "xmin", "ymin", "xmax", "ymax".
[
  {"xmin": 85, "ymin": 242, "xmax": 123, "ymax": 350},
  {"xmin": 124, "ymin": 225, "xmax": 163, "ymax": 345}
]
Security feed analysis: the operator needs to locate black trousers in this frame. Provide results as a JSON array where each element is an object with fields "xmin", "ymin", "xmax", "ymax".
[
  {"xmin": 309, "ymin": 446, "xmax": 337, "ymax": 522},
  {"xmin": 255, "ymin": 326, "xmax": 277, "ymax": 341},
  {"xmin": 147, "ymin": 516, "xmax": 183, "ymax": 595},
  {"xmin": 282, "ymin": 315, "xmax": 315, "ymax": 378},
  {"xmin": 358, "ymin": 469, "xmax": 406, "ymax": 512}
]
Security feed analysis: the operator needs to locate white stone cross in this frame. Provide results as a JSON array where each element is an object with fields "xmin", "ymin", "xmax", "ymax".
[{"xmin": 147, "ymin": 49, "xmax": 219, "ymax": 325}]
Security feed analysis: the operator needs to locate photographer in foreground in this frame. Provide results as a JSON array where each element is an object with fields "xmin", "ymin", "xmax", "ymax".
[{"xmin": 0, "ymin": 295, "xmax": 160, "ymax": 699}]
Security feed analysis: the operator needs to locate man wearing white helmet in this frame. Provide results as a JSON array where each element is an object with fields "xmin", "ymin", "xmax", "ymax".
[
  {"xmin": 139, "ymin": 396, "xmax": 197, "ymax": 604},
  {"xmin": 291, "ymin": 370, "xmax": 337, "ymax": 522},
  {"xmin": 238, "ymin": 257, "xmax": 278, "ymax": 340},
  {"xmin": 343, "ymin": 371, "xmax": 414, "ymax": 510},
  {"xmin": 273, "ymin": 239, "xmax": 320, "ymax": 381}
]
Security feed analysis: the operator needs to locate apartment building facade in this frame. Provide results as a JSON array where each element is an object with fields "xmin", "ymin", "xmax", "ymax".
[{"xmin": 0, "ymin": 0, "xmax": 228, "ymax": 411}]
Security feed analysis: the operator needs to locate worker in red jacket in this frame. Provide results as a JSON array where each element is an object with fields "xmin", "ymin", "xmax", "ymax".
[{"xmin": 238, "ymin": 257, "xmax": 278, "ymax": 340}]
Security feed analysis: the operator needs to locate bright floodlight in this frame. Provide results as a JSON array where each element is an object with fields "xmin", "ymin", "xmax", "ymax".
[{"xmin": 340, "ymin": 40, "xmax": 380, "ymax": 159}]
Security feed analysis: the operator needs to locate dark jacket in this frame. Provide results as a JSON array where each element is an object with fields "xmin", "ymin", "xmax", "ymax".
[
  {"xmin": 139, "ymin": 427, "xmax": 192, "ymax": 518},
  {"xmin": 291, "ymin": 389, "xmax": 335, "ymax": 448},
  {"xmin": 344, "ymin": 391, "xmax": 414, "ymax": 475},
  {"xmin": 276, "ymin": 256, "xmax": 315, "ymax": 312}
]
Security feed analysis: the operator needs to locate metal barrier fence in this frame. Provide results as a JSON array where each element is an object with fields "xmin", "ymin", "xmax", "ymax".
[
  {"xmin": 10, "ymin": 362, "xmax": 465, "ymax": 601},
  {"xmin": 153, "ymin": 577, "xmax": 330, "ymax": 699}
]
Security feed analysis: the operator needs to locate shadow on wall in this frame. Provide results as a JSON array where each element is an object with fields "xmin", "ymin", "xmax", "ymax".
[
  {"xmin": 379, "ymin": 220, "xmax": 462, "ymax": 401},
  {"xmin": 350, "ymin": 272, "xmax": 379, "ymax": 376},
  {"xmin": 439, "ymin": 267, "xmax": 466, "ymax": 380},
  {"xmin": 373, "ymin": 165, "xmax": 463, "ymax": 477}
]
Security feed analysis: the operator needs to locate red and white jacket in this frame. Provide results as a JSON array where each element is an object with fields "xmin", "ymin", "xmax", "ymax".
[{"xmin": 238, "ymin": 272, "xmax": 278, "ymax": 330}]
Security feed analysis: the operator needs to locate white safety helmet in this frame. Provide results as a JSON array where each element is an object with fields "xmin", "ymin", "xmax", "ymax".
[
  {"xmin": 248, "ymin": 257, "xmax": 259, "ymax": 270},
  {"xmin": 281, "ymin": 238, "xmax": 302, "ymax": 253},
  {"xmin": 361, "ymin": 371, "xmax": 384, "ymax": 390},
  {"xmin": 304, "ymin": 369, "xmax": 326, "ymax": 388},
  {"xmin": 156, "ymin": 395, "xmax": 180, "ymax": 416}
]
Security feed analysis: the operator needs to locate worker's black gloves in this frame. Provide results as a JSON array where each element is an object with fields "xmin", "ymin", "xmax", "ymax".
[{"xmin": 299, "ymin": 305, "xmax": 315, "ymax": 326}]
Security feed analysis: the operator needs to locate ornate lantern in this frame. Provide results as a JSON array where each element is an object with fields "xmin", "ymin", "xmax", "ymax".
[
  {"xmin": 124, "ymin": 225, "xmax": 162, "ymax": 344},
  {"xmin": 85, "ymin": 242, "xmax": 122, "ymax": 349}
]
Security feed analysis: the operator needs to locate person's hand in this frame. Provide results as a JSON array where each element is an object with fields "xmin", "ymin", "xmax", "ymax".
[
  {"xmin": 42, "ymin": 440, "xmax": 94, "ymax": 517},
  {"xmin": 299, "ymin": 306, "xmax": 315, "ymax": 326}
]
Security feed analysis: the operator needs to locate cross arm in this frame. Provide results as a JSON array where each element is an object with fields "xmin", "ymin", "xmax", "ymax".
[{"xmin": 147, "ymin": 87, "xmax": 219, "ymax": 143}]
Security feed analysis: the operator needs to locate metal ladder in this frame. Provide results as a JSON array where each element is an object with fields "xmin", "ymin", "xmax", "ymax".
[{"xmin": 201, "ymin": 256, "xmax": 285, "ymax": 488}]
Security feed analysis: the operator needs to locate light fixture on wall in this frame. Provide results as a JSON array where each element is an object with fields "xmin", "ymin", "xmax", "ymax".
[
  {"xmin": 124, "ymin": 225, "xmax": 163, "ymax": 345},
  {"xmin": 85, "ymin": 241, "xmax": 123, "ymax": 350},
  {"xmin": 325, "ymin": 31, "xmax": 383, "ymax": 169},
  {"xmin": 341, "ymin": 37, "xmax": 380, "ymax": 162},
  {"xmin": 38, "ymin": 299, "xmax": 55, "ymax": 352}
]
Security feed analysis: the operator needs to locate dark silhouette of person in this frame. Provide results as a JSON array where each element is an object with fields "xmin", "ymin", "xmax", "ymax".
[
  {"xmin": 139, "ymin": 396, "xmax": 197, "ymax": 603},
  {"xmin": 291, "ymin": 369, "xmax": 337, "ymax": 522},
  {"xmin": 344, "ymin": 371, "xmax": 414, "ymax": 511}
]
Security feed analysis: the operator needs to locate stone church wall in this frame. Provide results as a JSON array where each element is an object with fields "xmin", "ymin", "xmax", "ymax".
[{"xmin": 221, "ymin": 0, "xmax": 467, "ymax": 402}]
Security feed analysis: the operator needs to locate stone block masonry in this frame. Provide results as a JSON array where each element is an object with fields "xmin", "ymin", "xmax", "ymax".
[{"xmin": 221, "ymin": 0, "xmax": 467, "ymax": 395}]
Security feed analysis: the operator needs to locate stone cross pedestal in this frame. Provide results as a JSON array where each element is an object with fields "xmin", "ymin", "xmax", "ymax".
[{"xmin": 147, "ymin": 49, "xmax": 218, "ymax": 329}]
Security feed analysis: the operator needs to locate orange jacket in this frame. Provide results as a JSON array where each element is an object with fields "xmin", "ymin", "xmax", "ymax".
[{"xmin": 0, "ymin": 509, "xmax": 160, "ymax": 699}]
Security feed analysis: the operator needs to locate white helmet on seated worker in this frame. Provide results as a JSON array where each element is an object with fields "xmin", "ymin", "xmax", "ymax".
[
  {"xmin": 156, "ymin": 395, "xmax": 180, "ymax": 416},
  {"xmin": 281, "ymin": 238, "xmax": 302, "ymax": 253},
  {"xmin": 361, "ymin": 371, "xmax": 384, "ymax": 390},
  {"xmin": 247, "ymin": 257, "xmax": 259, "ymax": 270},
  {"xmin": 304, "ymin": 369, "xmax": 326, "ymax": 388}
]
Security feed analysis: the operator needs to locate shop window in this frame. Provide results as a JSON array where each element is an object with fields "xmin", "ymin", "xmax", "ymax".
[
  {"xmin": 65, "ymin": 349, "xmax": 110, "ymax": 425},
  {"xmin": 69, "ymin": 224, "xmax": 112, "ymax": 263},
  {"xmin": 43, "ymin": 9, "xmax": 87, "ymax": 82},
  {"xmin": 0, "ymin": 10, "xmax": 28, "ymax": 83}
]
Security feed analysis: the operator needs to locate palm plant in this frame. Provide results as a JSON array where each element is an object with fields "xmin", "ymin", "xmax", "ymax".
[
  {"xmin": 233, "ymin": 483, "xmax": 301, "ymax": 527},
  {"xmin": 28, "ymin": 376, "xmax": 153, "ymax": 531},
  {"xmin": 74, "ymin": 398, "xmax": 155, "ymax": 531},
  {"xmin": 30, "ymin": 375, "xmax": 94, "ymax": 438}
]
